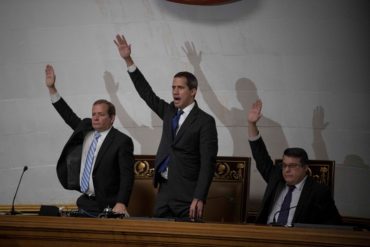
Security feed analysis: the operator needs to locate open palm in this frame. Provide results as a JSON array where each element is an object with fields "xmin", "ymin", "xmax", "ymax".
[
  {"xmin": 248, "ymin": 100, "xmax": 262, "ymax": 123},
  {"xmin": 114, "ymin": 34, "xmax": 131, "ymax": 59}
]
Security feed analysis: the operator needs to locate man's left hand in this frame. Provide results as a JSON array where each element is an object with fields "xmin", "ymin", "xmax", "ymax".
[
  {"xmin": 112, "ymin": 202, "xmax": 129, "ymax": 216},
  {"xmin": 189, "ymin": 198, "xmax": 204, "ymax": 220}
]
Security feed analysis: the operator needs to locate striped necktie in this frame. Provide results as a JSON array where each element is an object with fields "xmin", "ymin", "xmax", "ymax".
[{"xmin": 80, "ymin": 132, "xmax": 101, "ymax": 193}]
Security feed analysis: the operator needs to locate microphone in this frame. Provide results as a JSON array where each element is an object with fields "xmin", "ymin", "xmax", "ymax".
[
  {"xmin": 8, "ymin": 166, "xmax": 28, "ymax": 215},
  {"xmin": 271, "ymin": 205, "xmax": 297, "ymax": 226}
]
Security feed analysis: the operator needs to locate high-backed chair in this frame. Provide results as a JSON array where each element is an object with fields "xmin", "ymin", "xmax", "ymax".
[
  {"xmin": 128, "ymin": 155, "xmax": 251, "ymax": 223},
  {"xmin": 247, "ymin": 159, "xmax": 336, "ymax": 223}
]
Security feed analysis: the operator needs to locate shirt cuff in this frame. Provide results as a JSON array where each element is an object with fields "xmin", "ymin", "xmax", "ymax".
[
  {"xmin": 248, "ymin": 133, "xmax": 261, "ymax": 142},
  {"xmin": 127, "ymin": 64, "xmax": 137, "ymax": 73},
  {"xmin": 50, "ymin": 92, "xmax": 61, "ymax": 103}
]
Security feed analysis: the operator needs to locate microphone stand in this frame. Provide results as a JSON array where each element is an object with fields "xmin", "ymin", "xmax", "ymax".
[
  {"xmin": 270, "ymin": 205, "xmax": 297, "ymax": 226},
  {"xmin": 7, "ymin": 166, "xmax": 28, "ymax": 215}
]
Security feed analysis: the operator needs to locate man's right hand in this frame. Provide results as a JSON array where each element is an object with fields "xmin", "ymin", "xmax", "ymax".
[
  {"xmin": 45, "ymin": 64, "xmax": 55, "ymax": 87},
  {"xmin": 114, "ymin": 34, "xmax": 134, "ymax": 66},
  {"xmin": 247, "ymin": 99, "xmax": 262, "ymax": 138},
  {"xmin": 45, "ymin": 64, "xmax": 57, "ymax": 94},
  {"xmin": 248, "ymin": 99, "xmax": 262, "ymax": 124}
]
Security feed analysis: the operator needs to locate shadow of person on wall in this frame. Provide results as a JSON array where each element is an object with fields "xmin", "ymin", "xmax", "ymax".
[
  {"xmin": 343, "ymin": 155, "xmax": 368, "ymax": 169},
  {"xmin": 311, "ymin": 105, "xmax": 370, "ymax": 220},
  {"xmin": 338, "ymin": 154, "xmax": 370, "ymax": 219},
  {"xmin": 182, "ymin": 42, "xmax": 289, "ymax": 220},
  {"xmin": 182, "ymin": 41, "xmax": 288, "ymax": 158},
  {"xmin": 103, "ymin": 71, "xmax": 162, "ymax": 154}
]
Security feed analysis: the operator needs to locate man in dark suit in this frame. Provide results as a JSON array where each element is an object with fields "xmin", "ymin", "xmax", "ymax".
[
  {"xmin": 45, "ymin": 64, "xmax": 134, "ymax": 216},
  {"xmin": 248, "ymin": 99, "xmax": 341, "ymax": 226},
  {"xmin": 114, "ymin": 34, "xmax": 218, "ymax": 220}
]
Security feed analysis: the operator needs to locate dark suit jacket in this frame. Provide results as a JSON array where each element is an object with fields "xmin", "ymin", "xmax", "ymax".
[
  {"xmin": 53, "ymin": 97, "xmax": 134, "ymax": 210},
  {"xmin": 249, "ymin": 137, "xmax": 341, "ymax": 225},
  {"xmin": 128, "ymin": 68, "xmax": 218, "ymax": 203}
]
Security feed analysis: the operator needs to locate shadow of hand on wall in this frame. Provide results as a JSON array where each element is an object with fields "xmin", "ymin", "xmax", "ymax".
[
  {"xmin": 312, "ymin": 106, "xmax": 329, "ymax": 160},
  {"xmin": 104, "ymin": 71, "xmax": 161, "ymax": 153},
  {"xmin": 182, "ymin": 41, "xmax": 288, "ymax": 157}
]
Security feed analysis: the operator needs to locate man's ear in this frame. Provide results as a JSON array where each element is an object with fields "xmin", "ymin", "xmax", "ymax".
[
  {"xmin": 191, "ymin": 88, "xmax": 197, "ymax": 97},
  {"xmin": 111, "ymin": 115, "xmax": 115, "ymax": 124}
]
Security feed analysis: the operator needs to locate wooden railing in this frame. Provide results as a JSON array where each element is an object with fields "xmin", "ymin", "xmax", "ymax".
[{"xmin": 0, "ymin": 215, "xmax": 369, "ymax": 247}]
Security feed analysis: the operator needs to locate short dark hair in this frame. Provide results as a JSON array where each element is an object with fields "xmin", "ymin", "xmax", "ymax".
[
  {"xmin": 93, "ymin": 99, "xmax": 116, "ymax": 118},
  {"xmin": 174, "ymin": 71, "xmax": 198, "ymax": 90},
  {"xmin": 283, "ymin": 147, "xmax": 309, "ymax": 166}
]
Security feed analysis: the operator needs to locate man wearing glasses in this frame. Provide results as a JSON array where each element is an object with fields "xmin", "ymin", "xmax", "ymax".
[{"xmin": 248, "ymin": 100, "xmax": 341, "ymax": 226}]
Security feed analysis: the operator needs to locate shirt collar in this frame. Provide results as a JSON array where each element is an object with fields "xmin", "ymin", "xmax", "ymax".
[
  {"xmin": 179, "ymin": 101, "xmax": 195, "ymax": 116},
  {"xmin": 95, "ymin": 127, "xmax": 112, "ymax": 139},
  {"xmin": 291, "ymin": 175, "xmax": 307, "ymax": 191}
]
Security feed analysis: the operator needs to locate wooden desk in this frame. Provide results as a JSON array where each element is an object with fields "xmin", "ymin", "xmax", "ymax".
[{"xmin": 0, "ymin": 215, "xmax": 369, "ymax": 247}]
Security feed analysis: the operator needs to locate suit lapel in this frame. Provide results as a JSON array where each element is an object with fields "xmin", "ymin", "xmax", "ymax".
[
  {"xmin": 173, "ymin": 104, "xmax": 199, "ymax": 143},
  {"xmin": 266, "ymin": 181, "xmax": 285, "ymax": 212},
  {"xmin": 93, "ymin": 128, "xmax": 115, "ymax": 171},
  {"xmin": 293, "ymin": 177, "xmax": 313, "ymax": 222}
]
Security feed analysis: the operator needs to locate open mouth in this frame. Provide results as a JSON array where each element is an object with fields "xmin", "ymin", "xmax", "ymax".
[{"xmin": 173, "ymin": 96, "xmax": 181, "ymax": 102}]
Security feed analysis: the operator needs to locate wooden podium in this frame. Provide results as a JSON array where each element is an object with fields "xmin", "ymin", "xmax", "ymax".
[{"xmin": 0, "ymin": 215, "xmax": 369, "ymax": 247}]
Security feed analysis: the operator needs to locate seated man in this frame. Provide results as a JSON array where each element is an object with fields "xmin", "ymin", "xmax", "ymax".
[{"xmin": 248, "ymin": 100, "xmax": 341, "ymax": 226}]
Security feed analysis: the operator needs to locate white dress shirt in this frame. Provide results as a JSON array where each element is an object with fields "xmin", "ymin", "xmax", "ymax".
[
  {"xmin": 267, "ymin": 176, "xmax": 307, "ymax": 226},
  {"xmin": 50, "ymin": 92, "xmax": 111, "ymax": 195}
]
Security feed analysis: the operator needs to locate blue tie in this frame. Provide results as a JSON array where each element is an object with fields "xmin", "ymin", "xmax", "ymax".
[
  {"xmin": 277, "ymin": 185, "xmax": 295, "ymax": 225},
  {"xmin": 172, "ymin": 109, "xmax": 184, "ymax": 137},
  {"xmin": 158, "ymin": 110, "xmax": 184, "ymax": 173},
  {"xmin": 80, "ymin": 132, "xmax": 101, "ymax": 193}
]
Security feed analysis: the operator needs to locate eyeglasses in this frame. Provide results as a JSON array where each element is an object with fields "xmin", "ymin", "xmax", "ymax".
[{"xmin": 281, "ymin": 163, "xmax": 301, "ymax": 170}]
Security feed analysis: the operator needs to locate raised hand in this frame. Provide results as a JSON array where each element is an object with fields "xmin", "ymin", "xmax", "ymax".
[
  {"xmin": 45, "ymin": 64, "xmax": 56, "ymax": 88},
  {"xmin": 114, "ymin": 34, "xmax": 131, "ymax": 60},
  {"xmin": 248, "ymin": 99, "xmax": 262, "ymax": 124}
]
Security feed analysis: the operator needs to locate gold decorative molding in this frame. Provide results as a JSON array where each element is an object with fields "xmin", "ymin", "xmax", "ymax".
[
  {"xmin": 308, "ymin": 165, "xmax": 330, "ymax": 186},
  {"xmin": 215, "ymin": 161, "xmax": 246, "ymax": 180},
  {"xmin": 276, "ymin": 159, "xmax": 335, "ymax": 193},
  {"xmin": 134, "ymin": 160, "xmax": 154, "ymax": 177}
]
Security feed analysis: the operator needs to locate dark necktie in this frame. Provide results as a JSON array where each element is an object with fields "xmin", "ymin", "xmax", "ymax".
[
  {"xmin": 276, "ymin": 185, "xmax": 295, "ymax": 225},
  {"xmin": 171, "ymin": 109, "xmax": 184, "ymax": 137},
  {"xmin": 158, "ymin": 110, "xmax": 184, "ymax": 173}
]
